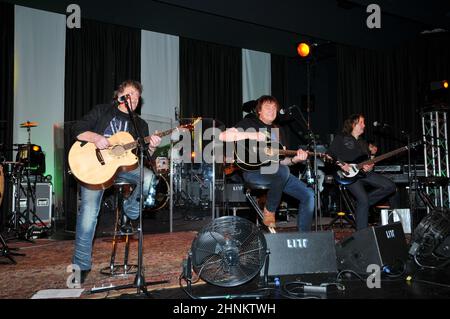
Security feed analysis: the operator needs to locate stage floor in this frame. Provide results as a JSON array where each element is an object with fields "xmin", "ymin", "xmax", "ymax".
[{"xmin": 1, "ymin": 210, "xmax": 450, "ymax": 300}]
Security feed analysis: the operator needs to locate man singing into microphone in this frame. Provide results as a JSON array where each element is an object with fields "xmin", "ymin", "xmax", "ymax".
[
  {"xmin": 328, "ymin": 114, "xmax": 396, "ymax": 230},
  {"xmin": 70, "ymin": 80, "xmax": 161, "ymax": 285}
]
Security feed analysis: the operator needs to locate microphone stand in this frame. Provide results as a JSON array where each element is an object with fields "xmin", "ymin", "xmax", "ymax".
[
  {"xmin": 90, "ymin": 98, "xmax": 167, "ymax": 297},
  {"xmin": 289, "ymin": 105, "xmax": 322, "ymax": 231},
  {"xmin": 380, "ymin": 126, "xmax": 416, "ymax": 230}
]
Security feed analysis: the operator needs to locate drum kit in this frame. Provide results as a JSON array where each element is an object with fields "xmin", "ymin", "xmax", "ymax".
[
  {"xmin": 142, "ymin": 118, "xmax": 220, "ymax": 215},
  {"xmin": 0, "ymin": 121, "xmax": 48, "ymax": 242}
]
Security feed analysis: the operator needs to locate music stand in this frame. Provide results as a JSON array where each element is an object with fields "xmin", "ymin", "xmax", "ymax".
[{"xmin": 90, "ymin": 97, "xmax": 167, "ymax": 297}]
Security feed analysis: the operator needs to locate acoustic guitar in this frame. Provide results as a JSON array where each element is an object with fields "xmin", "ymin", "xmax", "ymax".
[{"xmin": 68, "ymin": 124, "xmax": 192, "ymax": 189}]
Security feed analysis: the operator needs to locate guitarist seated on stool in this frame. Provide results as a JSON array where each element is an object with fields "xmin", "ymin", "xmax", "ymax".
[
  {"xmin": 327, "ymin": 114, "xmax": 396, "ymax": 231},
  {"xmin": 70, "ymin": 80, "xmax": 161, "ymax": 284},
  {"xmin": 219, "ymin": 95, "xmax": 314, "ymax": 231}
]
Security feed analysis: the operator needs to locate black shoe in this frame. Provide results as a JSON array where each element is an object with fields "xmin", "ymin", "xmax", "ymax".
[
  {"xmin": 120, "ymin": 214, "xmax": 134, "ymax": 235},
  {"xmin": 72, "ymin": 269, "xmax": 90, "ymax": 285}
]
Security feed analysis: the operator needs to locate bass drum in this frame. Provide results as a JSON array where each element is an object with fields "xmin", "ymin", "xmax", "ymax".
[{"xmin": 144, "ymin": 174, "xmax": 169, "ymax": 212}]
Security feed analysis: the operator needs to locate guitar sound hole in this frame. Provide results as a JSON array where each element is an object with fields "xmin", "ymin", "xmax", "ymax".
[{"xmin": 110, "ymin": 145, "xmax": 126, "ymax": 157}]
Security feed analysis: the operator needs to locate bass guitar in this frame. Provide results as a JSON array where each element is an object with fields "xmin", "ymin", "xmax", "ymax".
[
  {"xmin": 333, "ymin": 141, "xmax": 422, "ymax": 185},
  {"xmin": 68, "ymin": 124, "xmax": 193, "ymax": 189}
]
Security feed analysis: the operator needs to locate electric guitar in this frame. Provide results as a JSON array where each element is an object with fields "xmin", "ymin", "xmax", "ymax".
[
  {"xmin": 234, "ymin": 140, "xmax": 332, "ymax": 171},
  {"xmin": 333, "ymin": 141, "xmax": 422, "ymax": 185},
  {"xmin": 68, "ymin": 124, "xmax": 193, "ymax": 189}
]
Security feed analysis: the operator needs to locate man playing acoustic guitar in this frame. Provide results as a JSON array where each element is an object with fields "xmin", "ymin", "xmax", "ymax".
[
  {"xmin": 70, "ymin": 80, "xmax": 161, "ymax": 284},
  {"xmin": 219, "ymin": 95, "xmax": 315, "ymax": 231}
]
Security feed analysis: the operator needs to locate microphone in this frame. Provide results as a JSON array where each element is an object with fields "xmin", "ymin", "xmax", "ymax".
[
  {"xmin": 117, "ymin": 94, "xmax": 130, "ymax": 103},
  {"xmin": 279, "ymin": 105, "xmax": 298, "ymax": 115},
  {"xmin": 373, "ymin": 121, "xmax": 390, "ymax": 128},
  {"xmin": 174, "ymin": 106, "xmax": 179, "ymax": 121}
]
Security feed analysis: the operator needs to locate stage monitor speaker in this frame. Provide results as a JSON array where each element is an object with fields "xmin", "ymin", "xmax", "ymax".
[
  {"xmin": 260, "ymin": 231, "xmax": 337, "ymax": 277},
  {"xmin": 12, "ymin": 182, "xmax": 53, "ymax": 226},
  {"xmin": 381, "ymin": 209, "xmax": 412, "ymax": 234},
  {"xmin": 336, "ymin": 223, "xmax": 408, "ymax": 274}
]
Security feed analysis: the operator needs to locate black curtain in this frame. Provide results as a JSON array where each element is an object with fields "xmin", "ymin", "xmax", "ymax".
[
  {"xmin": 180, "ymin": 37, "xmax": 242, "ymax": 128},
  {"xmin": 271, "ymin": 52, "xmax": 339, "ymax": 149},
  {"xmin": 0, "ymin": 1, "xmax": 14, "ymax": 229},
  {"xmin": 63, "ymin": 19, "xmax": 141, "ymax": 231},
  {"xmin": 337, "ymin": 33, "xmax": 450, "ymax": 155}
]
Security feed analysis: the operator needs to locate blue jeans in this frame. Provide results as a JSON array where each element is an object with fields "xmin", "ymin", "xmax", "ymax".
[
  {"xmin": 243, "ymin": 165, "xmax": 315, "ymax": 232},
  {"xmin": 72, "ymin": 166, "xmax": 155, "ymax": 271}
]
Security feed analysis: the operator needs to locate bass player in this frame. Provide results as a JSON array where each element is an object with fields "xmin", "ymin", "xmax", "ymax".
[{"xmin": 328, "ymin": 114, "xmax": 396, "ymax": 230}]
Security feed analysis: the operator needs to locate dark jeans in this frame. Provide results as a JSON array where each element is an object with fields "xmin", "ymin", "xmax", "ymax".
[
  {"xmin": 346, "ymin": 172, "xmax": 396, "ymax": 230},
  {"xmin": 243, "ymin": 165, "xmax": 315, "ymax": 232}
]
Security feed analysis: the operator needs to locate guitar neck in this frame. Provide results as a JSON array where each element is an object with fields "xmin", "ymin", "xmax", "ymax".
[
  {"xmin": 123, "ymin": 128, "xmax": 178, "ymax": 151},
  {"xmin": 278, "ymin": 149, "xmax": 297, "ymax": 156},
  {"xmin": 277, "ymin": 149, "xmax": 326, "ymax": 159},
  {"xmin": 356, "ymin": 146, "xmax": 408, "ymax": 169}
]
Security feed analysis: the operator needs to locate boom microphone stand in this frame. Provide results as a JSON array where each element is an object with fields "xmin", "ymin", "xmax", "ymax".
[
  {"xmin": 90, "ymin": 96, "xmax": 167, "ymax": 297},
  {"xmin": 286, "ymin": 105, "xmax": 322, "ymax": 231}
]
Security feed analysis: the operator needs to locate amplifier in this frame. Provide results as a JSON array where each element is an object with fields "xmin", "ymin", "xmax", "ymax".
[
  {"xmin": 215, "ymin": 182, "xmax": 247, "ymax": 203},
  {"xmin": 261, "ymin": 231, "xmax": 337, "ymax": 277},
  {"xmin": 12, "ymin": 182, "xmax": 53, "ymax": 226}
]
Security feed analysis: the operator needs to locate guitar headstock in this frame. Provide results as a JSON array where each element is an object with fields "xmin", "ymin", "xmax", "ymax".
[
  {"xmin": 408, "ymin": 140, "xmax": 423, "ymax": 149},
  {"xmin": 178, "ymin": 123, "xmax": 194, "ymax": 131}
]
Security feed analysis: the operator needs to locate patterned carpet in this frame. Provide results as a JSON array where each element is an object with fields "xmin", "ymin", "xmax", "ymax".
[{"xmin": 0, "ymin": 231, "xmax": 197, "ymax": 299}]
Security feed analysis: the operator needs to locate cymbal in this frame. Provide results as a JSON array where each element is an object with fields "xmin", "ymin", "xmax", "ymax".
[{"xmin": 20, "ymin": 121, "xmax": 38, "ymax": 128}]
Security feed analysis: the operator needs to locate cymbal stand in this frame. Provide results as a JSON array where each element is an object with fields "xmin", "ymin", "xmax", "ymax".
[
  {"xmin": 22, "ymin": 126, "xmax": 50, "ymax": 235},
  {"xmin": 5, "ymin": 166, "xmax": 32, "ymax": 242}
]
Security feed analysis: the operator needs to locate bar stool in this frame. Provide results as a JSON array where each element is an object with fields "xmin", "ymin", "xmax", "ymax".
[
  {"xmin": 100, "ymin": 179, "xmax": 138, "ymax": 277},
  {"xmin": 244, "ymin": 181, "xmax": 276, "ymax": 233}
]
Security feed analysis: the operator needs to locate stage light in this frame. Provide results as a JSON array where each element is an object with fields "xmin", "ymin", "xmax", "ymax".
[
  {"xmin": 430, "ymin": 80, "xmax": 449, "ymax": 90},
  {"xmin": 297, "ymin": 43, "xmax": 310, "ymax": 58}
]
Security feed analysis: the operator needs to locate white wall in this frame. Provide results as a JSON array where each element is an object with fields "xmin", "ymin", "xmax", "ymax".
[
  {"xmin": 242, "ymin": 48, "xmax": 271, "ymax": 103},
  {"xmin": 14, "ymin": 5, "xmax": 66, "ymax": 179},
  {"xmin": 141, "ymin": 30, "xmax": 179, "ymax": 146}
]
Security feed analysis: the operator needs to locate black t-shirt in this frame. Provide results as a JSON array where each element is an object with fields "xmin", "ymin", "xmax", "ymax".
[
  {"xmin": 103, "ymin": 107, "xmax": 132, "ymax": 137},
  {"xmin": 234, "ymin": 117, "xmax": 289, "ymax": 147},
  {"xmin": 72, "ymin": 104, "xmax": 149, "ymax": 140},
  {"xmin": 328, "ymin": 133, "xmax": 370, "ymax": 163}
]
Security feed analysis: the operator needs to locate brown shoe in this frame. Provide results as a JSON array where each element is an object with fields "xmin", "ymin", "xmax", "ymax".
[{"xmin": 263, "ymin": 207, "xmax": 276, "ymax": 228}]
